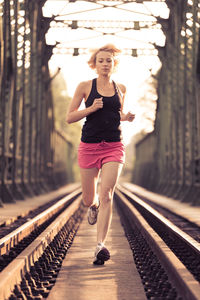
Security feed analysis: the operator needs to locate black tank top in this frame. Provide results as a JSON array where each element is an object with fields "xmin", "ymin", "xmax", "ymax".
[{"xmin": 81, "ymin": 78, "xmax": 122, "ymax": 143}]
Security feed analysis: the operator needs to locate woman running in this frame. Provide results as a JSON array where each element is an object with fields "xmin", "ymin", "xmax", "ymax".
[{"xmin": 66, "ymin": 44, "xmax": 135, "ymax": 265}]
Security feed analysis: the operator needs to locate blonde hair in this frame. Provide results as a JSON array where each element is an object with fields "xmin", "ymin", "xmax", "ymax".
[{"xmin": 88, "ymin": 44, "xmax": 121, "ymax": 70}]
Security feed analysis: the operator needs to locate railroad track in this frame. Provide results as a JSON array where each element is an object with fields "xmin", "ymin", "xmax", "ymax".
[
  {"xmin": 115, "ymin": 185, "xmax": 200, "ymax": 300},
  {"xmin": 0, "ymin": 187, "xmax": 85, "ymax": 299},
  {"xmin": 1, "ymin": 184, "xmax": 200, "ymax": 299}
]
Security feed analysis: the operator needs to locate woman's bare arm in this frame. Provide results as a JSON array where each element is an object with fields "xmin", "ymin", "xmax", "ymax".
[{"xmin": 66, "ymin": 81, "xmax": 103, "ymax": 124}]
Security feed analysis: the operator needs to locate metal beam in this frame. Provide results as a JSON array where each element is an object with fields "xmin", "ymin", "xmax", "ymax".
[
  {"xmin": 52, "ymin": 19, "xmax": 160, "ymax": 31},
  {"xmin": 80, "ymin": 0, "xmax": 164, "ymax": 1},
  {"xmin": 53, "ymin": 46, "xmax": 158, "ymax": 57}
]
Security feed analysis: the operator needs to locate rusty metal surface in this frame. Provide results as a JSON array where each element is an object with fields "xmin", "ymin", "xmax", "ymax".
[
  {"xmin": 133, "ymin": 0, "xmax": 200, "ymax": 204},
  {"xmin": 1, "ymin": 0, "xmax": 200, "ymax": 205},
  {"xmin": 0, "ymin": 1, "xmax": 73, "ymax": 204}
]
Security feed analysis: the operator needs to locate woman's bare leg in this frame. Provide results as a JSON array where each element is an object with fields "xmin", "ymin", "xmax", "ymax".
[
  {"xmin": 97, "ymin": 162, "xmax": 123, "ymax": 244},
  {"xmin": 79, "ymin": 167, "xmax": 100, "ymax": 207}
]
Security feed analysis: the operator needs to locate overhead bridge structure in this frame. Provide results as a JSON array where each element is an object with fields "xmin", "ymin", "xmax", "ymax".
[
  {"xmin": 133, "ymin": 0, "xmax": 200, "ymax": 204},
  {"xmin": 0, "ymin": 0, "xmax": 200, "ymax": 205}
]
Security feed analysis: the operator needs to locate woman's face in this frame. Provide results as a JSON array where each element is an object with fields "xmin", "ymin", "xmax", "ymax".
[{"xmin": 95, "ymin": 51, "xmax": 115, "ymax": 76}]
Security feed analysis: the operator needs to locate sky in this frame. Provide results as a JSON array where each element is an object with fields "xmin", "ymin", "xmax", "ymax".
[{"xmin": 43, "ymin": 0, "xmax": 169, "ymax": 145}]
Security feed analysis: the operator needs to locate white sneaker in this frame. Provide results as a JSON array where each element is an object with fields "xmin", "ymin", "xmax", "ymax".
[
  {"xmin": 93, "ymin": 243, "xmax": 110, "ymax": 265},
  {"xmin": 88, "ymin": 204, "xmax": 99, "ymax": 225}
]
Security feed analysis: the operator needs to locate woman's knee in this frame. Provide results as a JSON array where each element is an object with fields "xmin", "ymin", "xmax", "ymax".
[{"xmin": 99, "ymin": 188, "xmax": 113, "ymax": 205}]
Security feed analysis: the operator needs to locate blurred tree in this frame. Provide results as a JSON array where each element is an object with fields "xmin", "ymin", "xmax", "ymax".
[
  {"xmin": 122, "ymin": 74, "xmax": 158, "ymax": 182},
  {"xmin": 51, "ymin": 70, "xmax": 81, "ymax": 143},
  {"xmin": 122, "ymin": 130, "xmax": 147, "ymax": 182},
  {"xmin": 50, "ymin": 70, "xmax": 81, "ymax": 181}
]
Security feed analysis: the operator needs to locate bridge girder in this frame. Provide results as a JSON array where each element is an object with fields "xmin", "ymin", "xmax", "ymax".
[{"xmin": 44, "ymin": 0, "xmax": 168, "ymax": 56}]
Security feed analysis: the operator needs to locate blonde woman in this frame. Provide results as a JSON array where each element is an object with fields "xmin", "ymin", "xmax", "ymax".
[{"xmin": 66, "ymin": 44, "xmax": 135, "ymax": 265}]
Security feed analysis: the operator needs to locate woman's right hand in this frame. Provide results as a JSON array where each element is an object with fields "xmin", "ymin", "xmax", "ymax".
[{"xmin": 90, "ymin": 97, "xmax": 103, "ymax": 113}]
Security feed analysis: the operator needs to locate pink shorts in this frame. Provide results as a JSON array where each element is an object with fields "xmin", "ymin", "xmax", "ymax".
[{"xmin": 78, "ymin": 141, "xmax": 125, "ymax": 169}]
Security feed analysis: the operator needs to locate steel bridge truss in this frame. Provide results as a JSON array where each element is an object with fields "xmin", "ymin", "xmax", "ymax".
[
  {"xmin": 133, "ymin": 0, "xmax": 200, "ymax": 204},
  {"xmin": 45, "ymin": 0, "xmax": 169, "ymax": 56},
  {"xmin": 1, "ymin": 0, "xmax": 200, "ymax": 206},
  {"xmin": 0, "ymin": 0, "xmax": 169, "ymax": 204},
  {"xmin": 0, "ymin": 0, "xmax": 73, "ymax": 204}
]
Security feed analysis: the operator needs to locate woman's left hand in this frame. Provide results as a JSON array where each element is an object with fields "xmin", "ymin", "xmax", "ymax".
[{"xmin": 125, "ymin": 112, "xmax": 135, "ymax": 122}]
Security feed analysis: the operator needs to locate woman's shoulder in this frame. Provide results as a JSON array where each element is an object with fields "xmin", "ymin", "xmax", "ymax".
[
  {"xmin": 75, "ymin": 80, "xmax": 93, "ymax": 100},
  {"xmin": 77, "ymin": 79, "xmax": 93, "ymax": 90},
  {"xmin": 116, "ymin": 82, "xmax": 126, "ymax": 94}
]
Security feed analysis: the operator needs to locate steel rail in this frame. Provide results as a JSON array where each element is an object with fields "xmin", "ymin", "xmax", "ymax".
[
  {"xmin": 117, "ymin": 185, "xmax": 200, "ymax": 254},
  {"xmin": 0, "ymin": 188, "xmax": 82, "ymax": 256},
  {"xmin": 115, "ymin": 187, "xmax": 200, "ymax": 300},
  {"xmin": 0, "ymin": 194, "xmax": 82, "ymax": 300}
]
